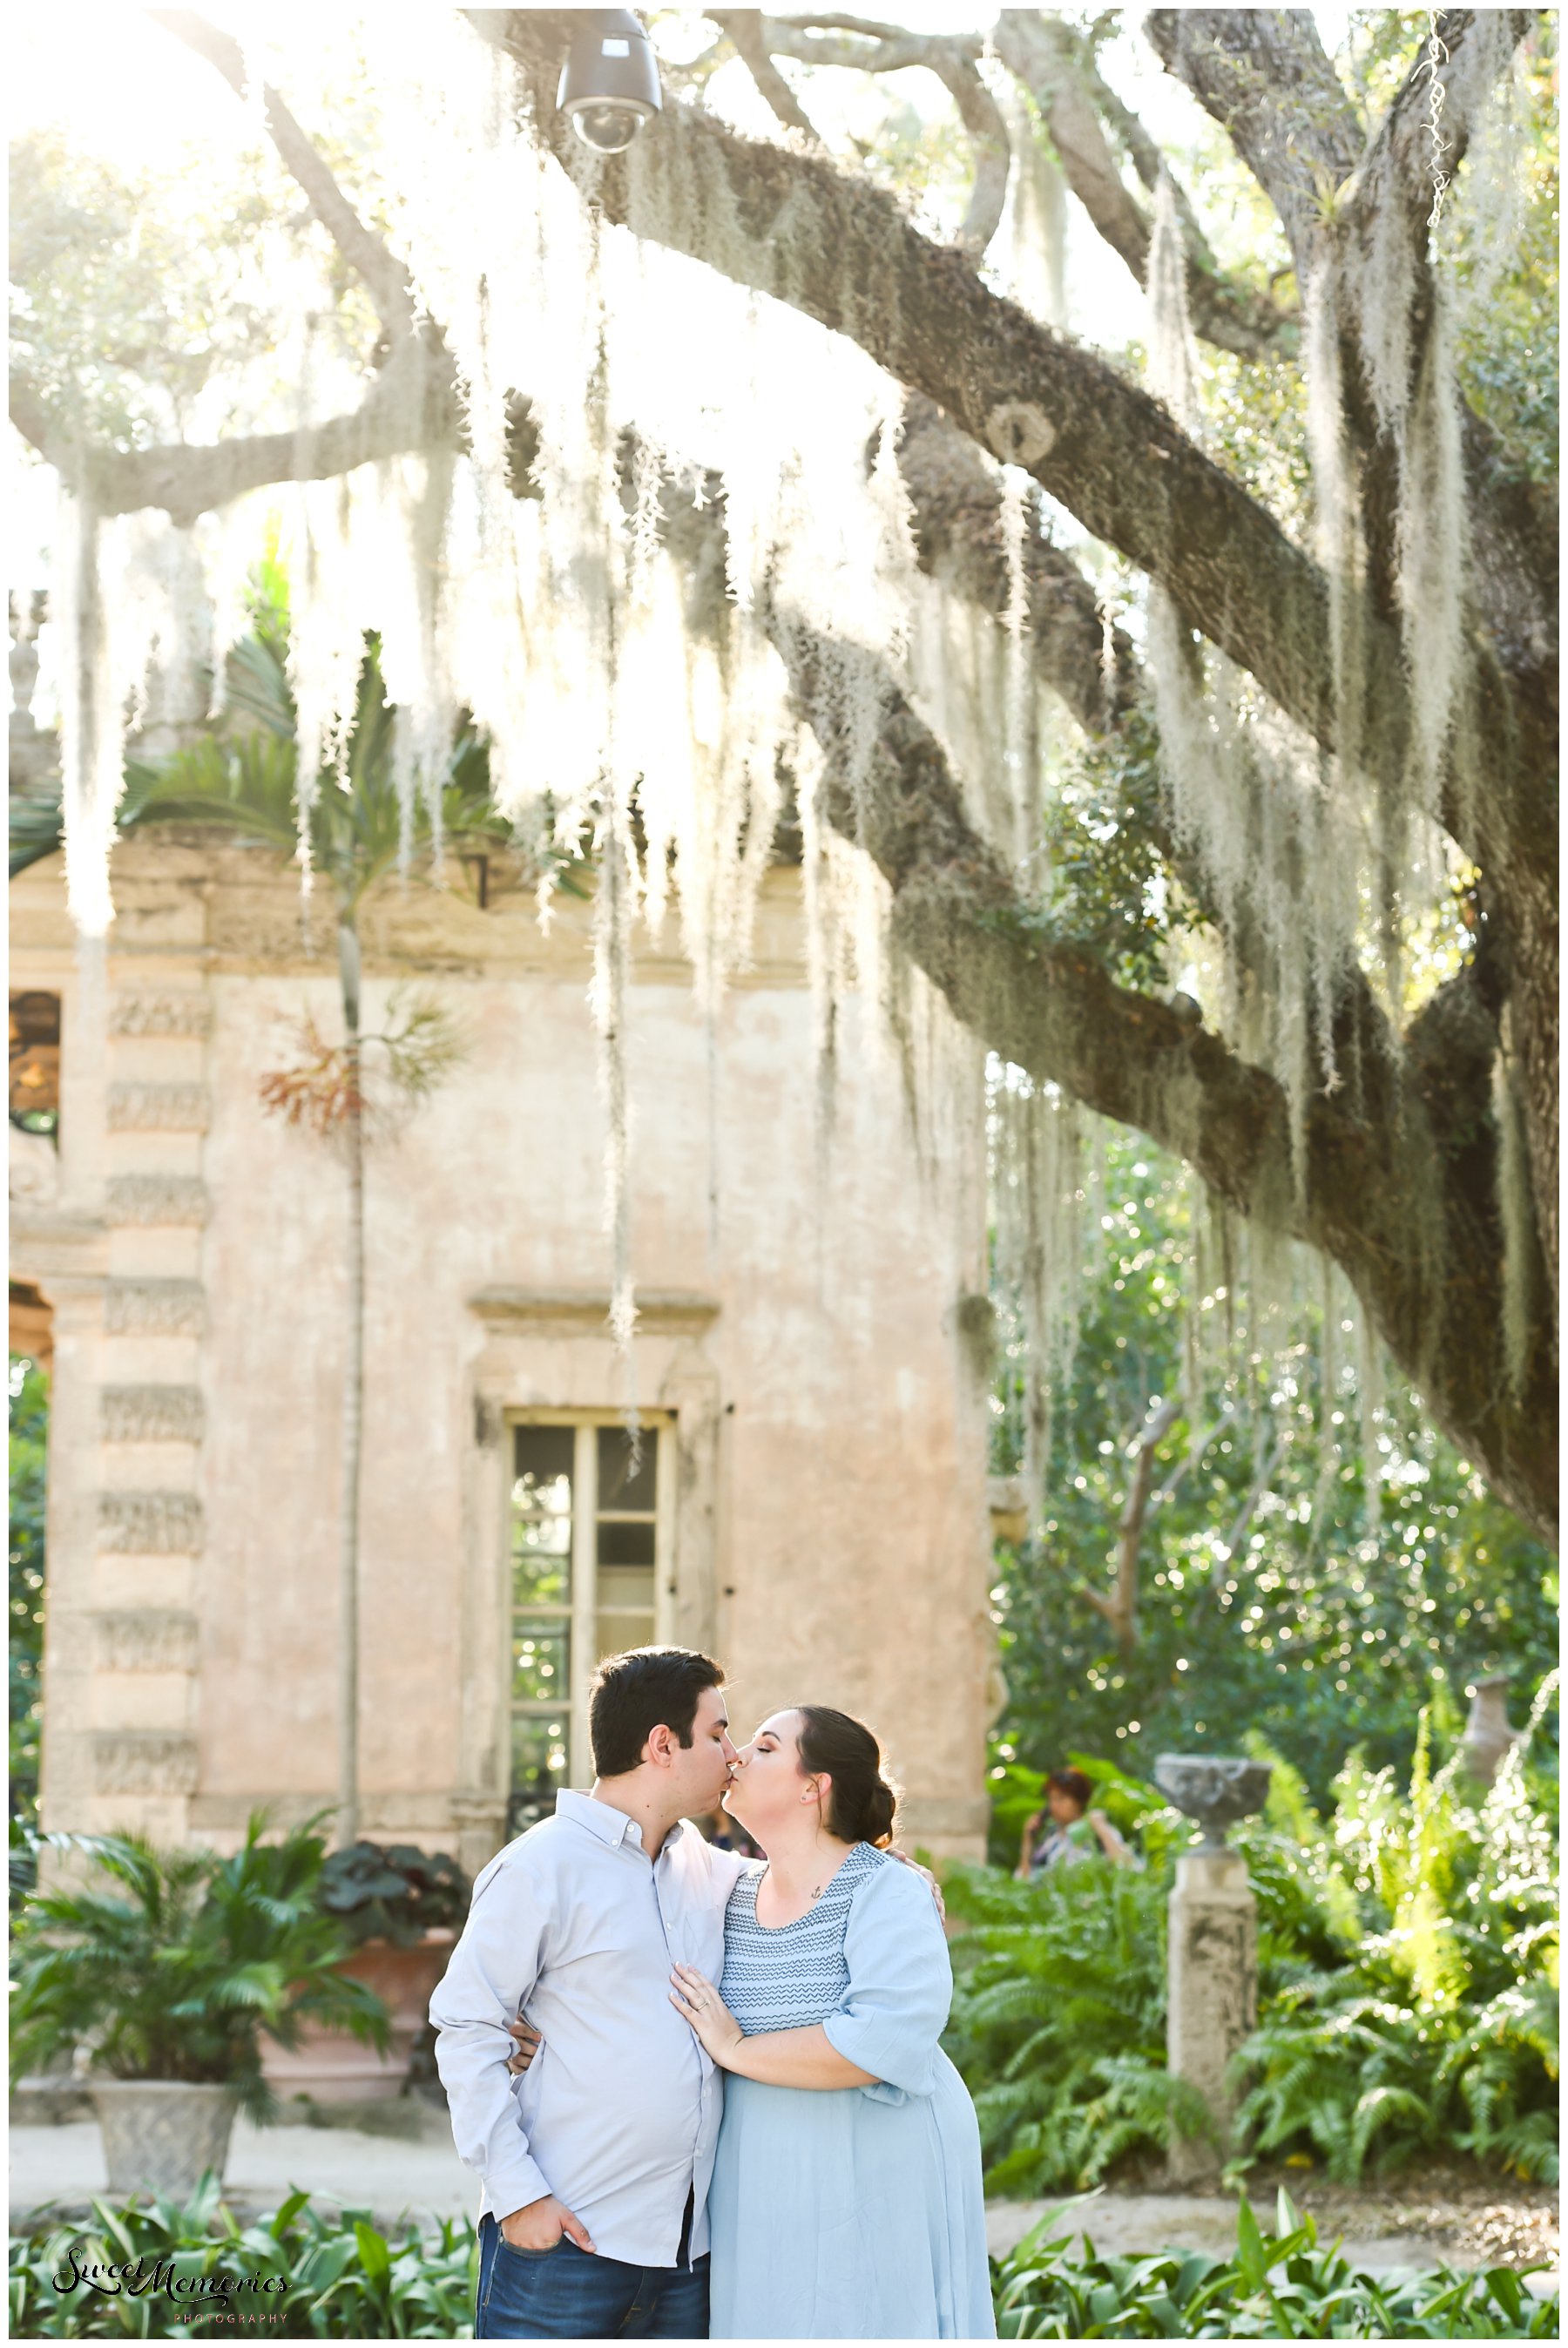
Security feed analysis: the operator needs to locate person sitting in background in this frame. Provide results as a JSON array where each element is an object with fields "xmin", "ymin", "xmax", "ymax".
[{"xmin": 1016, "ymin": 1768, "xmax": 1133, "ymax": 1880}]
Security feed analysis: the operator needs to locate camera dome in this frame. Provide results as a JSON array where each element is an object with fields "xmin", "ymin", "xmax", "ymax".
[{"xmin": 558, "ymin": 13, "xmax": 662, "ymax": 156}]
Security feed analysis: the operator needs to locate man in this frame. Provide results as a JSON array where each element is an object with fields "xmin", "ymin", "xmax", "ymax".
[
  {"xmin": 431, "ymin": 1647, "xmax": 747, "ymax": 2339},
  {"xmin": 1015, "ymin": 1767, "xmax": 1134, "ymax": 1879}
]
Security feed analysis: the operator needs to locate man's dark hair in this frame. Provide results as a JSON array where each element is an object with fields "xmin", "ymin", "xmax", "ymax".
[
  {"xmin": 1048, "ymin": 1767, "xmax": 1094, "ymax": 1811},
  {"xmin": 589, "ymin": 1647, "xmax": 725, "ymax": 1777}
]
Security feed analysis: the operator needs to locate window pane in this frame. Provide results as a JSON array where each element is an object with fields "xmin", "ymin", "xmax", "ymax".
[
  {"xmin": 512, "ymin": 1625, "xmax": 569, "ymax": 1702},
  {"xmin": 512, "ymin": 1548, "xmax": 569, "ymax": 1609},
  {"xmin": 512, "ymin": 1425, "xmax": 573, "ymax": 1605},
  {"xmin": 598, "ymin": 1518, "xmax": 655, "ymax": 1567},
  {"xmin": 510, "ymin": 1715, "xmax": 569, "ymax": 1836},
  {"xmin": 596, "ymin": 1610, "xmax": 656, "ymax": 1663},
  {"xmin": 597, "ymin": 1566, "xmax": 654, "ymax": 1609},
  {"xmin": 598, "ymin": 1426, "xmax": 657, "ymax": 1512},
  {"xmin": 515, "ymin": 1425, "xmax": 575, "ymax": 1497}
]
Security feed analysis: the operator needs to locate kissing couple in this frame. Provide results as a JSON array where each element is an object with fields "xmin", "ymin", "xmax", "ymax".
[{"xmin": 431, "ymin": 1646, "xmax": 995, "ymax": 2339}]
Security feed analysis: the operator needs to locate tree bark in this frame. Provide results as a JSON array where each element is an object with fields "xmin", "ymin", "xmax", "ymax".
[
  {"xmin": 772, "ymin": 612, "xmax": 1558, "ymax": 1541},
  {"xmin": 1081, "ymin": 1394, "xmax": 1184, "ymax": 1652}
]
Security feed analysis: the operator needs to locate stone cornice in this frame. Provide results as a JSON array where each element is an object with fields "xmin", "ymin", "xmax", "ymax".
[{"xmin": 467, "ymin": 1289, "xmax": 720, "ymax": 1340}]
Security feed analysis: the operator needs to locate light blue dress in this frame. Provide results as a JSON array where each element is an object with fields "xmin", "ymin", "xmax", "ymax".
[{"xmin": 707, "ymin": 1842, "xmax": 995, "ymax": 2340}]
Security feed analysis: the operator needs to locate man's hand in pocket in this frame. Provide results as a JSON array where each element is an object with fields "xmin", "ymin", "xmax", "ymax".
[{"xmin": 498, "ymin": 2195, "xmax": 594, "ymax": 2253}]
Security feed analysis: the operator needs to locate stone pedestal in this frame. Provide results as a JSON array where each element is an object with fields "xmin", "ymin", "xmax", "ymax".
[{"xmin": 1166, "ymin": 1849, "xmax": 1257, "ymax": 2182}]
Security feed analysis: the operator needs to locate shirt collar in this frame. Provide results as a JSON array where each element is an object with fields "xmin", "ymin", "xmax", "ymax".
[{"xmin": 555, "ymin": 1790, "xmax": 690, "ymax": 1858}]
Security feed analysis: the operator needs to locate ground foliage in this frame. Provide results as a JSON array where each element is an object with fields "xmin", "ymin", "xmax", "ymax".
[
  {"xmin": 990, "ymin": 2187, "xmax": 1558, "ymax": 2339},
  {"xmin": 9, "ymin": 1357, "xmax": 47, "ymax": 1830},
  {"xmin": 988, "ymin": 1127, "xmax": 1558, "ymax": 1807},
  {"xmin": 943, "ymin": 1722, "xmax": 1558, "ymax": 2196},
  {"xmin": 10, "ymin": 2182, "xmax": 1554, "ymax": 2340},
  {"xmin": 9, "ymin": 2181, "xmax": 474, "ymax": 2339}
]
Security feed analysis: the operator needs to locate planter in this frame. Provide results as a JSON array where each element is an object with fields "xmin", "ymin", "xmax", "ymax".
[
  {"xmin": 261, "ymin": 1929, "xmax": 456, "ymax": 2105},
  {"xmin": 90, "ymin": 2081, "xmax": 240, "ymax": 2197}
]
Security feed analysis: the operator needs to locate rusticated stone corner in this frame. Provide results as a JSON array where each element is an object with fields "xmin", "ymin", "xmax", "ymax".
[
  {"xmin": 105, "ymin": 1176, "xmax": 209, "ymax": 1227},
  {"xmin": 101, "ymin": 1385, "xmax": 205, "ymax": 1443},
  {"xmin": 103, "ymin": 1280, "xmax": 206, "ymax": 1336},
  {"xmin": 107, "ymin": 1083, "xmax": 212, "ymax": 1132},
  {"xmin": 97, "ymin": 1491, "xmax": 204, "ymax": 1554},
  {"xmin": 95, "ymin": 1611, "xmax": 200, "ymax": 1672},
  {"xmin": 110, "ymin": 994, "xmax": 212, "ymax": 1038},
  {"xmin": 93, "ymin": 1732, "xmax": 199, "ymax": 1795}
]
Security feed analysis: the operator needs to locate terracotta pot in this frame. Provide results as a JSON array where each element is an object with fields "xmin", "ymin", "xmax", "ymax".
[
  {"xmin": 90, "ymin": 2080, "xmax": 240, "ymax": 2196},
  {"xmin": 261, "ymin": 1928, "xmax": 456, "ymax": 2105}
]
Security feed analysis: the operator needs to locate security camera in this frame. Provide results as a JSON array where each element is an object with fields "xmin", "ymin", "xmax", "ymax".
[{"xmin": 558, "ymin": 11, "xmax": 662, "ymax": 155}]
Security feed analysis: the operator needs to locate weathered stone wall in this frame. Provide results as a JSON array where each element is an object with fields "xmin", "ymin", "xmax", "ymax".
[{"xmin": 11, "ymin": 834, "xmax": 994, "ymax": 1868}]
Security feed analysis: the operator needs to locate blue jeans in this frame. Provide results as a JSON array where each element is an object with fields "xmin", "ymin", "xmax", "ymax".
[{"xmin": 475, "ymin": 2216, "xmax": 710, "ymax": 2339}]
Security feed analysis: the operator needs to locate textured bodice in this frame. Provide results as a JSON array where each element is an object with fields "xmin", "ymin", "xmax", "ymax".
[{"xmin": 720, "ymin": 1840, "xmax": 889, "ymax": 2033}]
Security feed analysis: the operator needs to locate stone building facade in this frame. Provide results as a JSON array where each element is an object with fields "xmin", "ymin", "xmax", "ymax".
[{"xmin": 10, "ymin": 833, "xmax": 999, "ymax": 1875}]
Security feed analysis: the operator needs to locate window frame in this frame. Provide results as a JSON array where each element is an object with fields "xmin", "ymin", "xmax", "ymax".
[{"xmin": 504, "ymin": 1409, "xmax": 677, "ymax": 1808}]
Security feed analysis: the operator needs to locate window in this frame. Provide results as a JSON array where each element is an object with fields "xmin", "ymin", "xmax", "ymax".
[
  {"xmin": 508, "ymin": 1415, "xmax": 668, "ymax": 1831},
  {"xmin": 10, "ymin": 993, "xmax": 60, "ymax": 1139}
]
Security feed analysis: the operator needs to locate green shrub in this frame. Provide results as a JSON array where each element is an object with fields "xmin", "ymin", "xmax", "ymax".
[
  {"xmin": 942, "ymin": 1858, "xmax": 1209, "ymax": 2193},
  {"xmin": 991, "ymin": 2189, "xmax": 1559, "ymax": 2338},
  {"xmin": 1233, "ymin": 1725, "xmax": 1559, "ymax": 2184},
  {"xmin": 9, "ymin": 2179, "xmax": 475, "ymax": 2338},
  {"xmin": 18, "ymin": 2185, "xmax": 1552, "ymax": 2342},
  {"xmin": 316, "ymin": 1841, "xmax": 470, "ymax": 1949},
  {"xmin": 950, "ymin": 1706, "xmax": 1558, "ymax": 2193},
  {"xmin": 10, "ymin": 1817, "xmax": 387, "ymax": 2118}
]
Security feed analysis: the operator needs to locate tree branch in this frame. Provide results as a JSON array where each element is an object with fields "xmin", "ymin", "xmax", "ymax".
[
  {"xmin": 148, "ymin": 11, "xmax": 420, "ymax": 347},
  {"xmin": 1143, "ymin": 8, "xmax": 1362, "ymax": 271},
  {"xmin": 757, "ymin": 17, "xmax": 1008, "ymax": 253},
  {"xmin": 773, "ymin": 612, "xmax": 1556, "ymax": 1539},
  {"xmin": 1080, "ymin": 1391, "xmax": 1183, "ymax": 1650},
  {"xmin": 477, "ymin": 15, "xmax": 1366, "ymax": 764},
  {"xmin": 1142, "ymin": 6, "xmax": 1555, "ymax": 671},
  {"xmin": 709, "ymin": 12, "xmax": 824, "ymax": 140},
  {"xmin": 10, "ymin": 342, "xmax": 457, "ymax": 526},
  {"xmin": 992, "ymin": 12, "xmax": 1295, "ymax": 360},
  {"xmin": 896, "ymin": 396, "xmax": 1139, "ymax": 736}
]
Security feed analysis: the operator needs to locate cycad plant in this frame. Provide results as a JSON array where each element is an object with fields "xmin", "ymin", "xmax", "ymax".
[
  {"xmin": 10, "ymin": 1815, "xmax": 387, "ymax": 2118},
  {"xmin": 12, "ymin": 601, "xmax": 544, "ymax": 1844}
]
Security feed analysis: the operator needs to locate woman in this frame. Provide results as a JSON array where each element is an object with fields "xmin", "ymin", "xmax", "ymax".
[
  {"xmin": 1016, "ymin": 1767, "xmax": 1132, "ymax": 1880},
  {"xmin": 668, "ymin": 1705, "xmax": 994, "ymax": 2341}
]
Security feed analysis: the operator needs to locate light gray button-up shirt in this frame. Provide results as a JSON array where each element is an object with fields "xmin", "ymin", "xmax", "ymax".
[{"xmin": 430, "ymin": 1793, "xmax": 749, "ymax": 2267}]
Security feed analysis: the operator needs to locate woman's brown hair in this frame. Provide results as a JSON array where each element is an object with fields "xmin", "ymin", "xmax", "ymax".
[{"xmin": 795, "ymin": 1706, "xmax": 899, "ymax": 1847}]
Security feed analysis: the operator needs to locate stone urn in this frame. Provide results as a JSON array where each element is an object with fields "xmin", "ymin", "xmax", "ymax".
[
  {"xmin": 1154, "ymin": 1754, "xmax": 1273, "ymax": 1848},
  {"xmin": 1461, "ymin": 1675, "xmax": 1525, "ymax": 1788},
  {"xmin": 261, "ymin": 1929, "xmax": 456, "ymax": 2106},
  {"xmin": 90, "ymin": 2081, "xmax": 240, "ymax": 2198}
]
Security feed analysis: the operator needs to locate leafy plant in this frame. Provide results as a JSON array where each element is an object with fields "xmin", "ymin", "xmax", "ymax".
[
  {"xmin": 988, "ymin": 1125, "xmax": 1560, "ymax": 1814},
  {"xmin": 941, "ymin": 1859, "xmax": 1209, "ymax": 2194},
  {"xmin": 9, "ymin": 1355, "xmax": 47, "ymax": 1829},
  {"xmin": 990, "ymin": 2188, "xmax": 1558, "ymax": 2339},
  {"xmin": 1232, "ymin": 1722, "xmax": 1559, "ymax": 2185},
  {"xmin": 10, "ymin": 1816, "xmax": 388, "ymax": 2119},
  {"xmin": 950, "ymin": 1712, "xmax": 1558, "ymax": 2194},
  {"xmin": 316, "ymin": 1841, "xmax": 470, "ymax": 1950},
  {"xmin": 10, "ymin": 2178, "xmax": 476, "ymax": 2338}
]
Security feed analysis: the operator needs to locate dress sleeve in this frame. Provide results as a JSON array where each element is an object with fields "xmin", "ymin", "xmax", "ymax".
[{"xmin": 821, "ymin": 1857, "xmax": 952, "ymax": 2103}]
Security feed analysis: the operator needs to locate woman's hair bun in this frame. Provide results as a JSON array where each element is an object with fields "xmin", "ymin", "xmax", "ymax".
[{"xmin": 796, "ymin": 1705, "xmax": 900, "ymax": 1849}]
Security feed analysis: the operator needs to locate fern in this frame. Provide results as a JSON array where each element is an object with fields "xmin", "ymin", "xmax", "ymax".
[{"xmin": 945, "ymin": 1703, "xmax": 1558, "ymax": 2192}]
